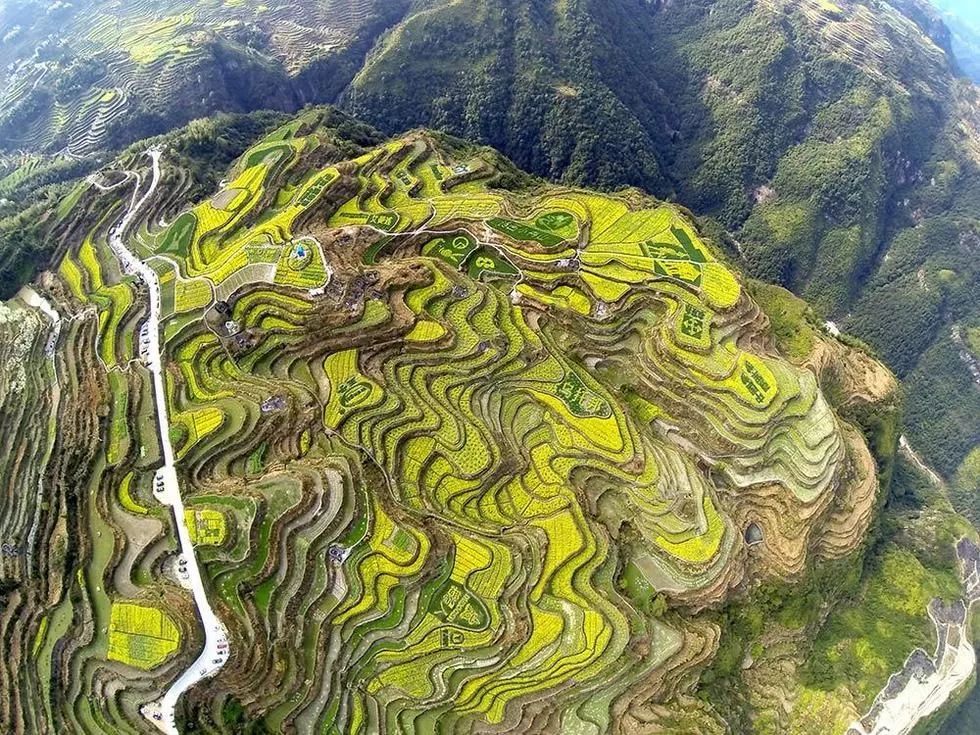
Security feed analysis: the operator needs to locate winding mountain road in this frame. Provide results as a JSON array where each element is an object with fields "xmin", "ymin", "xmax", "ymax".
[{"xmin": 102, "ymin": 149, "xmax": 228, "ymax": 734}]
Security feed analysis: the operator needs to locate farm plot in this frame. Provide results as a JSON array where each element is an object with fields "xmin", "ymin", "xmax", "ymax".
[{"xmin": 107, "ymin": 602, "xmax": 180, "ymax": 670}]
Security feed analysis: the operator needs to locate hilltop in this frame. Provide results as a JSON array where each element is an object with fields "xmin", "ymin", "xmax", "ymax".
[{"xmin": 0, "ymin": 108, "xmax": 913, "ymax": 734}]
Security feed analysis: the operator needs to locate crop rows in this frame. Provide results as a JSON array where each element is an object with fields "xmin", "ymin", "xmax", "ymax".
[
  {"xmin": 0, "ymin": 0, "xmax": 395, "ymax": 155},
  {"xmin": 146, "ymin": 117, "xmax": 872, "ymax": 731}
]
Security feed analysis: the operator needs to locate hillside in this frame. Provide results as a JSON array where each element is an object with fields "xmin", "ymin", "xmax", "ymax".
[
  {"xmin": 343, "ymin": 0, "xmax": 980, "ymax": 499},
  {"xmin": 0, "ymin": 0, "xmax": 410, "ymax": 156},
  {"xmin": 0, "ymin": 107, "xmax": 915, "ymax": 734},
  {"xmin": 0, "ymin": 1, "xmax": 978, "ymax": 732},
  {"xmin": 1, "ymin": 0, "xmax": 975, "ymax": 496},
  {"xmin": 0, "ymin": 0, "xmax": 411, "ymax": 264}
]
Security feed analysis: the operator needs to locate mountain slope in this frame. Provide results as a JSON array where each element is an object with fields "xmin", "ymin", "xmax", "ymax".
[
  {"xmin": 343, "ymin": 0, "xmax": 980, "ymax": 485},
  {"xmin": 0, "ymin": 0, "xmax": 413, "ymax": 156},
  {"xmin": 0, "ymin": 0, "xmax": 976, "ymax": 495},
  {"xmin": 0, "ymin": 107, "xmax": 900, "ymax": 734},
  {"xmin": 931, "ymin": 0, "xmax": 980, "ymax": 81}
]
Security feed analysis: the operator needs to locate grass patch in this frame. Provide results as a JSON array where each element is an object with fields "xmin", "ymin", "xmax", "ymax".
[
  {"xmin": 805, "ymin": 545, "xmax": 963, "ymax": 706},
  {"xmin": 749, "ymin": 280, "xmax": 817, "ymax": 361}
]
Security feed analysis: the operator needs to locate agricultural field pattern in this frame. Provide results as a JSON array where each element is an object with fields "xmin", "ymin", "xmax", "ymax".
[
  {"xmin": 0, "ymin": 108, "xmax": 905, "ymax": 734},
  {"xmin": 0, "ymin": 0, "xmax": 401, "ymax": 157}
]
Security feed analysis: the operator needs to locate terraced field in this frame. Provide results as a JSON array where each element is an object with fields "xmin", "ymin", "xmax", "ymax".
[
  {"xmin": 0, "ymin": 0, "xmax": 407, "ymax": 156},
  {"xmin": 0, "ymin": 110, "xmax": 892, "ymax": 733}
]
